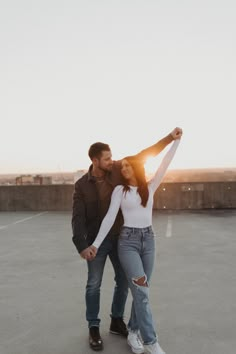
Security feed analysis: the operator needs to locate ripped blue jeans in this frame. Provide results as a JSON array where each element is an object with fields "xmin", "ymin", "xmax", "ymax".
[{"xmin": 118, "ymin": 226, "xmax": 158, "ymax": 345}]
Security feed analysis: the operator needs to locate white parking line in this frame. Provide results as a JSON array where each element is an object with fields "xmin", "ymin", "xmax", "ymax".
[
  {"xmin": 0, "ymin": 226, "xmax": 7, "ymax": 230},
  {"xmin": 0, "ymin": 250, "xmax": 21, "ymax": 258},
  {"xmin": 0, "ymin": 212, "xmax": 48, "ymax": 230},
  {"xmin": 166, "ymin": 215, "xmax": 172, "ymax": 237},
  {"xmin": 1, "ymin": 328, "xmax": 33, "ymax": 346}
]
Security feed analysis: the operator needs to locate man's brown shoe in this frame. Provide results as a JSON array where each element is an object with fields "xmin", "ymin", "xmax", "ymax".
[{"xmin": 89, "ymin": 326, "xmax": 103, "ymax": 351}]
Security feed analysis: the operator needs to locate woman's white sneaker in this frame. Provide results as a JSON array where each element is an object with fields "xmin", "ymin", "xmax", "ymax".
[
  {"xmin": 144, "ymin": 341, "xmax": 166, "ymax": 354},
  {"xmin": 127, "ymin": 331, "xmax": 144, "ymax": 354}
]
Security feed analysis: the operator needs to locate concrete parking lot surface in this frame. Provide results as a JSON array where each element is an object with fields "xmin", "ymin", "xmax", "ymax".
[{"xmin": 0, "ymin": 210, "xmax": 236, "ymax": 354}]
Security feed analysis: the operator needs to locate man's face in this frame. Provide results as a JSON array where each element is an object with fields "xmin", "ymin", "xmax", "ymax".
[{"xmin": 95, "ymin": 150, "xmax": 113, "ymax": 172}]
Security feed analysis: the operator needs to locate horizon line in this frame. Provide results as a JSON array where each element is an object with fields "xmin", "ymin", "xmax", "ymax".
[{"xmin": 1, "ymin": 166, "xmax": 236, "ymax": 176}]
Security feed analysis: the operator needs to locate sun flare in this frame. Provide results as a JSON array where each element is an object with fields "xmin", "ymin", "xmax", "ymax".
[{"xmin": 144, "ymin": 157, "xmax": 158, "ymax": 178}]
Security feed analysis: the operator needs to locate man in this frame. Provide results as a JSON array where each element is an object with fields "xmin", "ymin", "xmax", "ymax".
[{"xmin": 71, "ymin": 127, "xmax": 182, "ymax": 351}]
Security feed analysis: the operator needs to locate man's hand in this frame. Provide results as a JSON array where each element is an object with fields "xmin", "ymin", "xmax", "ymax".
[
  {"xmin": 89, "ymin": 245, "xmax": 98, "ymax": 256},
  {"xmin": 80, "ymin": 246, "xmax": 97, "ymax": 261},
  {"xmin": 171, "ymin": 127, "xmax": 183, "ymax": 140}
]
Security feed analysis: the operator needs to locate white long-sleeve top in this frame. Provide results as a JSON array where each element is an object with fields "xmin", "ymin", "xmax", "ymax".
[{"xmin": 92, "ymin": 139, "xmax": 180, "ymax": 249}]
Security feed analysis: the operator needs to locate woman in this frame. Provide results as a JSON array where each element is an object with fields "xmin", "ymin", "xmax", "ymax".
[{"xmin": 90, "ymin": 130, "xmax": 182, "ymax": 354}]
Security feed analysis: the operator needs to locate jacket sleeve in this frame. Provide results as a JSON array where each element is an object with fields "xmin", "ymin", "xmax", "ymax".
[
  {"xmin": 133, "ymin": 133, "xmax": 174, "ymax": 163},
  {"xmin": 71, "ymin": 182, "xmax": 89, "ymax": 254}
]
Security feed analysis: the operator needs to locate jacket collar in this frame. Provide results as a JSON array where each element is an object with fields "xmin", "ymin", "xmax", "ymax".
[
  {"xmin": 87, "ymin": 165, "xmax": 96, "ymax": 182},
  {"xmin": 87, "ymin": 164, "xmax": 112, "ymax": 183}
]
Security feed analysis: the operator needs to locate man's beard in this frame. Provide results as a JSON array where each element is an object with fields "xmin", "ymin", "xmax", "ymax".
[{"xmin": 99, "ymin": 164, "xmax": 113, "ymax": 173}]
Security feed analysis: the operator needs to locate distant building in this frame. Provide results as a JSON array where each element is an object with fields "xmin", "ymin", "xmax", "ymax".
[
  {"xmin": 223, "ymin": 170, "xmax": 234, "ymax": 181},
  {"xmin": 33, "ymin": 175, "xmax": 52, "ymax": 185},
  {"xmin": 16, "ymin": 175, "xmax": 52, "ymax": 185},
  {"xmin": 16, "ymin": 175, "xmax": 34, "ymax": 185},
  {"xmin": 73, "ymin": 169, "xmax": 87, "ymax": 183}
]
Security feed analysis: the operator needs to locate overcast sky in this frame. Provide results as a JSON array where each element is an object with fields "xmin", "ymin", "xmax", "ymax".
[{"xmin": 1, "ymin": 0, "xmax": 235, "ymax": 174}]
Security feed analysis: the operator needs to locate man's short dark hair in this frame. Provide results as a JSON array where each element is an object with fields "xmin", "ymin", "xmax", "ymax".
[{"xmin": 88, "ymin": 142, "xmax": 111, "ymax": 160}]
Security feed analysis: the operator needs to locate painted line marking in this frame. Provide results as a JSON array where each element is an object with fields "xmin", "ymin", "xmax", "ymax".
[
  {"xmin": 0, "ymin": 212, "xmax": 48, "ymax": 230},
  {"xmin": 0, "ymin": 250, "xmax": 21, "ymax": 259},
  {"xmin": 166, "ymin": 215, "xmax": 172, "ymax": 238},
  {"xmin": 1, "ymin": 328, "xmax": 33, "ymax": 346}
]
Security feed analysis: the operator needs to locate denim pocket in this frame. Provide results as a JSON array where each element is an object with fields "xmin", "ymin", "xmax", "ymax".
[
  {"xmin": 119, "ymin": 227, "xmax": 133, "ymax": 239},
  {"xmin": 143, "ymin": 229, "xmax": 156, "ymax": 239}
]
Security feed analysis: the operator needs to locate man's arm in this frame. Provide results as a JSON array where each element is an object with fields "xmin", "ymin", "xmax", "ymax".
[
  {"xmin": 71, "ymin": 182, "xmax": 89, "ymax": 255},
  {"xmin": 133, "ymin": 127, "xmax": 182, "ymax": 163}
]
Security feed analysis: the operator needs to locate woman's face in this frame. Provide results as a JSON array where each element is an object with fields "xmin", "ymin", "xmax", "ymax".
[{"xmin": 121, "ymin": 159, "xmax": 134, "ymax": 180}]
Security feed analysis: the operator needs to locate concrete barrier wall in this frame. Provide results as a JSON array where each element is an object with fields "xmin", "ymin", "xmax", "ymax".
[
  {"xmin": 0, "ymin": 182, "xmax": 235, "ymax": 211},
  {"xmin": 0, "ymin": 185, "xmax": 74, "ymax": 211},
  {"xmin": 154, "ymin": 182, "xmax": 236, "ymax": 209}
]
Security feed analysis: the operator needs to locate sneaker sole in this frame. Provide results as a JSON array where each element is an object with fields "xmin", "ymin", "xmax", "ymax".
[{"xmin": 127, "ymin": 339, "xmax": 144, "ymax": 354}]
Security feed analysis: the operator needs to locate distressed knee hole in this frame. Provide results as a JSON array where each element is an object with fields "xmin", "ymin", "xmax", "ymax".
[{"xmin": 132, "ymin": 275, "xmax": 148, "ymax": 287}]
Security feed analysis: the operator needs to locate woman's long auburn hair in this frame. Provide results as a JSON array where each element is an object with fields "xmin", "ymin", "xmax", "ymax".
[{"xmin": 121, "ymin": 156, "xmax": 149, "ymax": 207}]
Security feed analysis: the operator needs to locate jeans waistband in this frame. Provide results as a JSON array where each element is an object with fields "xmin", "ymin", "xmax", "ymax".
[{"xmin": 121, "ymin": 225, "xmax": 152, "ymax": 233}]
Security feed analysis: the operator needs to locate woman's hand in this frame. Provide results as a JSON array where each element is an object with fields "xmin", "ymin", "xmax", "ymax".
[{"xmin": 171, "ymin": 127, "xmax": 183, "ymax": 140}]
